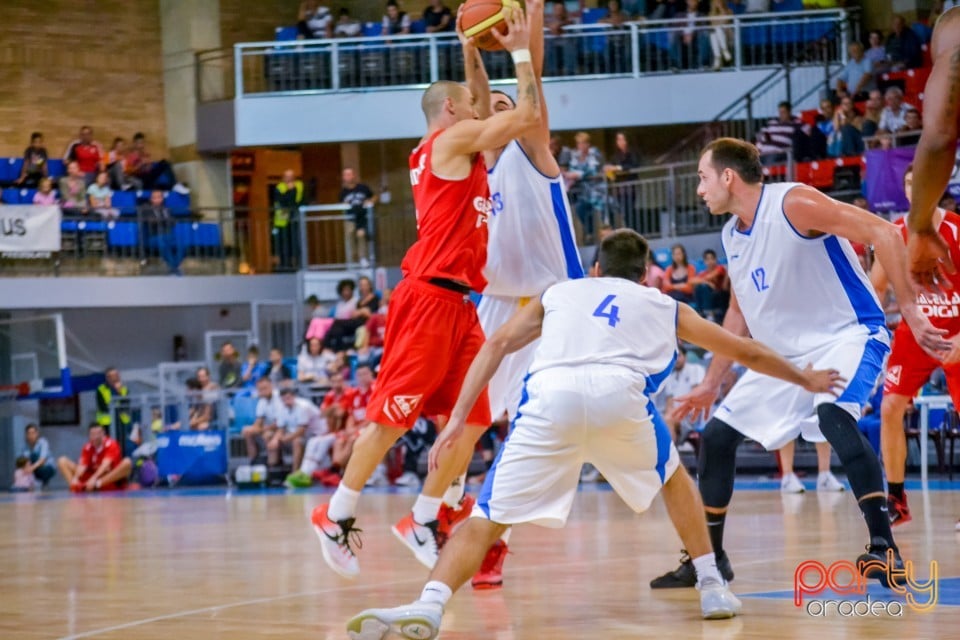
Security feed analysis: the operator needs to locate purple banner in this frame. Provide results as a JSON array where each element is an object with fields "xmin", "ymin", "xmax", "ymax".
[{"xmin": 864, "ymin": 147, "xmax": 914, "ymax": 213}]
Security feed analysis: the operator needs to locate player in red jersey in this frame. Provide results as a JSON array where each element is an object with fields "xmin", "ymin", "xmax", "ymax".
[
  {"xmin": 57, "ymin": 423, "xmax": 132, "ymax": 492},
  {"xmin": 872, "ymin": 166, "xmax": 960, "ymax": 526},
  {"xmin": 311, "ymin": 6, "xmax": 542, "ymax": 579}
]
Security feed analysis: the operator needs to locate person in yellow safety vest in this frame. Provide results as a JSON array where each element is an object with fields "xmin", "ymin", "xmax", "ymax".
[
  {"xmin": 274, "ymin": 169, "xmax": 305, "ymax": 271},
  {"xmin": 96, "ymin": 367, "xmax": 131, "ymax": 438}
]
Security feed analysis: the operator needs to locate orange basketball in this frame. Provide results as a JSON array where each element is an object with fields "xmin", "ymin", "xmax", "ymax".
[{"xmin": 459, "ymin": 0, "xmax": 522, "ymax": 52}]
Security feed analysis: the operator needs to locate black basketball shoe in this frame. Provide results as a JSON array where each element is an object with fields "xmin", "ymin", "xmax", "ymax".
[
  {"xmin": 856, "ymin": 537, "xmax": 905, "ymax": 589},
  {"xmin": 650, "ymin": 549, "xmax": 735, "ymax": 589}
]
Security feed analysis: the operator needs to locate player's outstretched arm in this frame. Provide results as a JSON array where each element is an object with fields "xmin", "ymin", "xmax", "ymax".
[
  {"xmin": 783, "ymin": 185, "xmax": 952, "ymax": 357},
  {"xmin": 439, "ymin": 7, "xmax": 541, "ymax": 156},
  {"xmin": 677, "ymin": 304, "xmax": 844, "ymax": 395},
  {"xmin": 458, "ymin": 5, "xmax": 492, "ymax": 122},
  {"xmin": 517, "ymin": 0, "xmax": 559, "ymax": 173},
  {"xmin": 429, "ymin": 300, "xmax": 544, "ymax": 471}
]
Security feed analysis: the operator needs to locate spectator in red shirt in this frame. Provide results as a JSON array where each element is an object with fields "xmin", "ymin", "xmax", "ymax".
[
  {"xmin": 63, "ymin": 126, "xmax": 105, "ymax": 184},
  {"xmin": 321, "ymin": 371, "xmax": 355, "ymax": 433},
  {"xmin": 662, "ymin": 243, "xmax": 696, "ymax": 303},
  {"xmin": 692, "ymin": 248, "xmax": 730, "ymax": 322},
  {"xmin": 56, "ymin": 423, "xmax": 132, "ymax": 492}
]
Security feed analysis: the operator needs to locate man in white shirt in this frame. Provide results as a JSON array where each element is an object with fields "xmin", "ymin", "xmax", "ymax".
[
  {"xmin": 241, "ymin": 377, "xmax": 281, "ymax": 463},
  {"xmin": 272, "ymin": 387, "xmax": 325, "ymax": 469},
  {"xmin": 878, "ymin": 87, "xmax": 916, "ymax": 133},
  {"xmin": 658, "ymin": 346, "xmax": 706, "ymax": 444}
]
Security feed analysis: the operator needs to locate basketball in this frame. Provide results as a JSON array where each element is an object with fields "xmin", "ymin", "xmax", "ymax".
[{"xmin": 459, "ymin": 0, "xmax": 522, "ymax": 51}]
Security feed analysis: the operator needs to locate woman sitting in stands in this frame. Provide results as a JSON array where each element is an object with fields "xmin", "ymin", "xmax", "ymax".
[
  {"xmin": 298, "ymin": 337, "xmax": 335, "ymax": 387},
  {"xmin": 86, "ymin": 171, "xmax": 118, "ymax": 218},
  {"xmin": 661, "ymin": 243, "xmax": 696, "ymax": 304},
  {"xmin": 323, "ymin": 276, "xmax": 380, "ymax": 352},
  {"xmin": 33, "ymin": 178, "xmax": 57, "ymax": 205}
]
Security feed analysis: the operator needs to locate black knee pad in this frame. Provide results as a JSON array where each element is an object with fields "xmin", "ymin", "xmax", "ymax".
[
  {"xmin": 817, "ymin": 403, "xmax": 884, "ymax": 499},
  {"xmin": 698, "ymin": 418, "xmax": 744, "ymax": 509}
]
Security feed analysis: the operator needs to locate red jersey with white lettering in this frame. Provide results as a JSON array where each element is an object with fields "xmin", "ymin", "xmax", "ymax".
[
  {"xmin": 349, "ymin": 384, "xmax": 374, "ymax": 423},
  {"xmin": 895, "ymin": 211, "xmax": 960, "ymax": 333},
  {"xmin": 405, "ymin": 129, "xmax": 490, "ymax": 292}
]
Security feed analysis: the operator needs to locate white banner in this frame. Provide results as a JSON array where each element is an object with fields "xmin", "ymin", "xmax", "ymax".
[{"xmin": 0, "ymin": 205, "xmax": 61, "ymax": 255}]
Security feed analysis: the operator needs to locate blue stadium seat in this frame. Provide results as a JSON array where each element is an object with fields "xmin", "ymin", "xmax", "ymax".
[
  {"xmin": 61, "ymin": 220, "xmax": 79, "ymax": 233},
  {"xmin": 275, "ymin": 25, "xmax": 299, "ymax": 41},
  {"xmin": 77, "ymin": 220, "xmax": 107, "ymax": 232},
  {"xmin": 1, "ymin": 188, "xmax": 21, "ymax": 204},
  {"xmin": 112, "ymin": 191, "xmax": 137, "ymax": 216},
  {"xmin": 165, "ymin": 191, "xmax": 191, "ymax": 216},
  {"xmin": 0, "ymin": 158, "xmax": 23, "ymax": 185},
  {"xmin": 410, "ymin": 19, "xmax": 426, "ymax": 34},
  {"xmin": 47, "ymin": 159, "xmax": 65, "ymax": 178},
  {"xmin": 653, "ymin": 247, "xmax": 671, "ymax": 269},
  {"xmin": 362, "ymin": 21, "xmax": 382, "ymax": 37},
  {"xmin": 193, "ymin": 223, "xmax": 222, "ymax": 247},
  {"xmin": 772, "ymin": 0, "xmax": 803, "ymax": 10},
  {"xmin": 107, "ymin": 221, "xmax": 139, "ymax": 248},
  {"xmin": 22, "ymin": 189, "xmax": 37, "ymax": 204}
]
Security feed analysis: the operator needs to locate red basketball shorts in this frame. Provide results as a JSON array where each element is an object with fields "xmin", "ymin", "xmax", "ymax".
[
  {"xmin": 884, "ymin": 324, "xmax": 960, "ymax": 406},
  {"xmin": 366, "ymin": 278, "xmax": 491, "ymax": 429}
]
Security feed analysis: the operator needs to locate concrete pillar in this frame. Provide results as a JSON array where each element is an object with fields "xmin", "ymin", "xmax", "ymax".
[{"xmin": 160, "ymin": 0, "xmax": 230, "ymax": 212}]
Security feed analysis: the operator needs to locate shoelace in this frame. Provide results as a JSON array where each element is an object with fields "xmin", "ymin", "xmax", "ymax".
[
  {"xmin": 678, "ymin": 549, "xmax": 692, "ymax": 564},
  {"xmin": 334, "ymin": 518, "xmax": 364, "ymax": 556}
]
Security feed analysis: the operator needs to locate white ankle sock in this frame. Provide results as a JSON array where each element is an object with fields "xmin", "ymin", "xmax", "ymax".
[
  {"xmin": 419, "ymin": 580, "xmax": 452, "ymax": 606},
  {"xmin": 328, "ymin": 484, "xmax": 361, "ymax": 521},
  {"xmin": 692, "ymin": 552, "xmax": 723, "ymax": 586},
  {"xmin": 442, "ymin": 474, "xmax": 466, "ymax": 508},
  {"xmin": 412, "ymin": 495, "xmax": 443, "ymax": 524}
]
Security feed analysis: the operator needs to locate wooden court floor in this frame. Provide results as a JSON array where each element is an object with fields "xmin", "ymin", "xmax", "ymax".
[{"xmin": 2, "ymin": 484, "xmax": 959, "ymax": 639}]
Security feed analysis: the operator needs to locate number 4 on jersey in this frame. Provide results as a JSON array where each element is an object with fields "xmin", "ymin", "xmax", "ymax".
[{"xmin": 593, "ymin": 294, "xmax": 621, "ymax": 327}]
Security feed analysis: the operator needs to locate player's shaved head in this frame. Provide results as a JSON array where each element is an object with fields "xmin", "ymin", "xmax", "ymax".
[
  {"xmin": 421, "ymin": 81, "xmax": 468, "ymax": 122},
  {"xmin": 598, "ymin": 229, "xmax": 648, "ymax": 282}
]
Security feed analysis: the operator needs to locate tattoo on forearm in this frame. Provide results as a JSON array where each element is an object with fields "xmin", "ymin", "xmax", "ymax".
[
  {"xmin": 518, "ymin": 66, "xmax": 539, "ymax": 112},
  {"xmin": 947, "ymin": 47, "xmax": 960, "ymax": 107}
]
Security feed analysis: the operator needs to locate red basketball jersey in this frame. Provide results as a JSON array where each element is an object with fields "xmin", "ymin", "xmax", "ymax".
[
  {"xmin": 896, "ymin": 210, "xmax": 960, "ymax": 332},
  {"xmin": 404, "ymin": 129, "xmax": 490, "ymax": 292}
]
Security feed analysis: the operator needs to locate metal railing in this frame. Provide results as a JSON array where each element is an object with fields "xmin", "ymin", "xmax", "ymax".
[
  {"xmin": 0, "ymin": 204, "xmax": 375, "ymax": 277},
  {"xmin": 197, "ymin": 9, "xmax": 850, "ymax": 101}
]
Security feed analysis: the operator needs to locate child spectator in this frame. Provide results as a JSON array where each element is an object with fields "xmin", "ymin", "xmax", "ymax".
[
  {"xmin": 16, "ymin": 132, "xmax": 48, "ymax": 187},
  {"xmin": 240, "ymin": 345, "xmax": 266, "ymax": 389},
  {"xmin": 87, "ymin": 171, "xmax": 118, "ymax": 218},
  {"xmin": 662, "ymin": 243, "xmax": 695, "ymax": 303},
  {"xmin": 33, "ymin": 178, "xmax": 57, "ymax": 205},
  {"xmin": 692, "ymin": 249, "xmax": 730, "ymax": 322},
  {"xmin": 12, "ymin": 456, "xmax": 36, "ymax": 492}
]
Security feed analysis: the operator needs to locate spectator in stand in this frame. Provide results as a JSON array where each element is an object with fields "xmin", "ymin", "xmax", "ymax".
[
  {"xmin": 657, "ymin": 345, "xmax": 706, "ymax": 446},
  {"xmin": 266, "ymin": 347, "xmax": 293, "ymax": 386},
  {"xmin": 354, "ymin": 321, "xmax": 383, "ymax": 371},
  {"xmin": 886, "ymin": 14, "xmax": 923, "ymax": 70},
  {"xmin": 57, "ymin": 423, "xmax": 133, "ymax": 492},
  {"xmin": 606, "ymin": 132, "xmax": 641, "ymax": 175},
  {"xmin": 645, "ymin": 253, "xmax": 665, "ymax": 289},
  {"xmin": 601, "ymin": 0, "xmax": 631, "ymax": 27},
  {"xmin": 340, "ymin": 168, "xmax": 377, "ymax": 267},
  {"xmin": 676, "ymin": 0, "xmax": 709, "ymax": 69},
  {"xmin": 332, "ymin": 279, "xmax": 358, "ymax": 319},
  {"xmin": 298, "ymin": 337, "xmax": 335, "ymax": 387},
  {"xmin": 756, "ymin": 101, "xmax": 804, "ymax": 161},
  {"xmin": 21, "ymin": 424, "xmax": 56, "ymax": 487},
  {"xmin": 815, "ymin": 98, "xmax": 837, "ymax": 157},
  {"xmin": 125, "ymin": 133, "xmax": 178, "ymax": 191},
  {"xmin": 272, "ymin": 387, "xmax": 324, "ymax": 469},
  {"xmin": 324, "ymin": 276, "xmax": 380, "ymax": 351},
  {"xmin": 59, "ymin": 161, "xmax": 88, "ymax": 215},
  {"xmin": 139, "ymin": 189, "xmax": 184, "ymax": 275},
  {"xmin": 218, "ymin": 342, "xmax": 242, "ymax": 389},
  {"xmin": 32, "ymin": 178, "xmax": 57, "ymax": 205},
  {"xmin": 878, "ymin": 86, "xmax": 916, "ymax": 134},
  {"xmin": 334, "ymin": 7, "xmax": 361, "ymax": 37},
  {"xmin": 565, "ymin": 132, "xmax": 606, "ymax": 241},
  {"xmin": 423, "ymin": 0, "xmax": 453, "ymax": 33},
  {"xmin": 898, "ymin": 108, "xmax": 923, "ymax": 146},
  {"xmin": 648, "ymin": 0, "xmax": 682, "ymax": 18},
  {"xmin": 861, "ymin": 88, "xmax": 883, "ymax": 138},
  {"xmin": 241, "ymin": 376, "xmax": 281, "ymax": 463},
  {"xmin": 192, "ymin": 367, "xmax": 221, "ymax": 430},
  {"xmin": 940, "ymin": 193, "xmax": 958, "ymax": 213},
  {"xmin": 865, "ymin": 30, "xmax": 887, "ymax": 70},
  {"xmin": 364, "ymin": 292, "xmax": 389, "ymax": 351},
  {"xmin": 297, "ymin": 0, "xmax": 333, "ymax": 39},
  {"xmin": 321, "ymin": 370, "xmax": 356, "ymax": 434},
  {"xmin": 550, "ymin": 135, "xmax": 572, "ymax": 168},
  {"xmin": 12, "ymin": 456, "xmax": 35, "ymax": 491},
  {"xmin": 708, "ymin": 0, "xmax": 733, "ymax": 70},
  {"xmin": 545, "ymin": 1, "xmax": 575, "ymax": 76},
  {"xmin": 347, "ymin": 365, "xmax": 375, "ymax": 431},
  {"xmin": 834, "ymin": 42, "xmax": 875, "ymax": 100},
  {"xmin": 382, "ymin": 0, "xmax": 411, "ymax": 35},
  {"xmin": 86, "ymin": 171, "xmax": 118, "ymax": 218},
  {"xmin": 16, "ymin": 132, "xmax": 48, "ymax": 187},
  {"xmin": 692, "ymin": 249, "xmax": 729, "ymax": 322},
  {"xmin": 240, "ymin": 345, "xmax": 266, "ymax": 389},
  {"xmin": 832, "ymin": 96, "xmax": 866, "ymax": 156},
  {"xmin": 107, "ymin": 137, "xmax": 141, "ymax": 191},
  {"xmin": 662, "ymin": 243, "xmax": 696, "ymax": 303},
  {"xmin": 274, "ymin": 168, "xmax": 304, "ymax": 271},
  {"xmin": 63, "ymin": 126, "xmax": 104, "ymax": 184}
]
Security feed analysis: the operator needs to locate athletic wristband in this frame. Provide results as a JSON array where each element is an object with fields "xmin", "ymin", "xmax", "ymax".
[{"xmin": 511, "ymin": 49, "xmax": 532, "ymax": 65}]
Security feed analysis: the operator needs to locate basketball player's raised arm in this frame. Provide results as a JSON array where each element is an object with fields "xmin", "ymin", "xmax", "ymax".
[
  {"xmin": 522, "ymin": 0, "xmax": 552, "ymax": 143},
  {"xmin": 677, "ymin": 304, "xmax": 843, "ymax": 395},
  {"xmin": 429, "ymin": 300, "xmax": 544, "ymax": 471},
  {"xmin": 907, "ymin": 17, "xmax": 960, "ymax": 287},
  {"xmin": 784, "ymin": 186, "xmax": 951, "ymax": 357},
  {"xmin": 439, "ymin": 8, "xmax": 541, "ymax": 157},
  {"xmin": 458, "ymin": 6, "xmax": 491, "ymax": 121}
]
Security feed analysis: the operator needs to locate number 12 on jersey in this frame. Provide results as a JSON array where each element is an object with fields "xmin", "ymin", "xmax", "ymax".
[{"xmin": 593, "ymin": 294, "xmax": 621, "ymax": 327}]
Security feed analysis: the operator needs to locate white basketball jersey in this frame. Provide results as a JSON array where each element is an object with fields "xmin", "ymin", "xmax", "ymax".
[
  {"xmin": 529, "ymin": 278, "xmax": 678, "ymax": 394},
  {"xmin": 484, "ymin": 141, "xmax": 584, "ymax": 297},
  {"xmin": 722, "ymin": 182, "xmax": 886, "ymax": 357}
]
